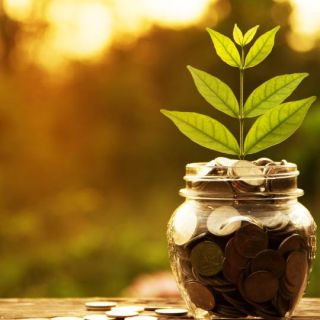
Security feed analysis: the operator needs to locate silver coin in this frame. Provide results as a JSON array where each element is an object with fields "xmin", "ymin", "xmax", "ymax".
[
  {"xmin": 154, "ymin": 308, "xmax": 188, "ymax": 316},
  {"xmin": 51, "ymin": 318, "xmax": 83, "ymax": 320},
  {"xmin": 207, "ymin": 206, "xmax": 241, "ymax": 236},
  {"xmin": 84, "ymin": 315, "xmax": 112, "ymax": 320},
  {"xmin": 85, "ymin": 302, "xmax": 117, "ymax": 310},
  {"xmin": 173, "ymin": 201, "xmax": 198, "ymax": 245},
  {"xmin": 106, "ymin": 310, "xmax": 139, "ymax": 318},
  {"xmin": 196, "ymin": 159, "xmax": 216, "ymax": 177},
  {"xmin": 256, "ymin": 211, "xmax": 288, "ymax": 229},
  {"xmin": 111, "ymin": 306, "xmax": 144, "ymax": 313},
  {"xmin": 125, "ymin": 317, "xmax": 158, "ymax": 320},
  {"xmin": 232, "ymin": 160, "xmax": 265, "ymax": 186},
  {"xmin": 215, "ymin": 157, "xmax": 237, "ymax": 167}
]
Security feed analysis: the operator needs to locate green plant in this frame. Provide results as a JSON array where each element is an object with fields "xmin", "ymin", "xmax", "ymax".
[{"xmin": 161, "ymin": 25, "xmax": 316, "ymax": 159}]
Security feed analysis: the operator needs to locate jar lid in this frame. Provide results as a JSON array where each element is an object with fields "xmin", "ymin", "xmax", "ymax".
[{"xmin": 180, "ymin": 159, "xmax": 303, "ymax": 200}]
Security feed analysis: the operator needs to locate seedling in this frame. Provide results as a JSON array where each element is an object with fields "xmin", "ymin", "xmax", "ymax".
[{"xmin": 161, "ymin": 25, "xmax": 316, "ymax": 159}]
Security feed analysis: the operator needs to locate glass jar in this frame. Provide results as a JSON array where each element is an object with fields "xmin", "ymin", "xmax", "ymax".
[{"xmin": 167, "ymin": 160, "xmax": 317, "ymax": 320}]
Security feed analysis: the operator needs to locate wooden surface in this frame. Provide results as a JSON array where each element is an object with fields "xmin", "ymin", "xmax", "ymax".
[{"xmin": 0, "ymin": 297, "xmax": 319, "ymax": 319}]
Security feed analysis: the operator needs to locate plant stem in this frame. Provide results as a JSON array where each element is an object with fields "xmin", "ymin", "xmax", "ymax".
[{"xmin": 239, "ymin": 47, "xmax": 245, "ymax": 159}]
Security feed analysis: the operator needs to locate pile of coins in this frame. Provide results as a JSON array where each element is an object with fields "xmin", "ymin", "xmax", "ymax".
[
  {"xmin": 169, "ymin": 158, "xmax": 316, "ymax": 320},
  {"xmin": 51, "ymin": 302, "xmax": 190, "ymax": 320}
]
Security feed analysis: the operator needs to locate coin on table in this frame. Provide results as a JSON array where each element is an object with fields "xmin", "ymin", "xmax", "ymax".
[
  {"xmin": 184, "ymin": 281, "xmax": 215, "ymax": 311},
  {"xmin": 234, "ymin": 223, "xmax": 268, "ymax": 258},
  {"xmin": 154, "ymin": 308, "xmax": 188, "ymax": 316},
  {"xmin": 85, "ymin": 301, "xmax": 117, "ymax": 311},
  {"xmin": 206, "ymin": 206, "xmax": 241, "ymax": 236},
  {"xmin": 125, "ymin": 317, "xmax": 158, "ymax": 320},
  {"xmin": 190, "ymin": 241, "xmax": 224, "ymax": 276},
  {"xmin": 279, "ymin": 234, "xmax": 306, "ymax": 256},
  {"xmin": 251, "ymin": 249, "xmax": 286, "ymax": 278},
  {"xmin": 84, "ymin": 315, "xmax": 111, "ymax": 320},
  {"xmin": 243, "ymin": 270, "xmax": 279, "ymax": 303},
  {"xmin": 172, "ymin": 202, "xmax": 198, "ymax": 246},
  {"xmin": 51, "ymin": 318, "xmax": 83, "ymax": 320},
  {"xmin": 111, "ymin": 306, "xmax": 144, "ymax": 313},
  {"xmin": 232, "ymin": 160, "xmax": 265, "ymax": 187},
  {"xmin": 106, "ymin": 310, "xmax": 139, "ymax": 318}
]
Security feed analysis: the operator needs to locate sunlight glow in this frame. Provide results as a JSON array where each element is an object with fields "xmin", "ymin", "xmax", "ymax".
[
  {"xmin": 3, "ymin": 0, "xmax": 215, "ymax": 69},
  {"xmin": 3, "ymin": 0, "xmax": 34, "ymax": 21},
  {"xmin": 287, "ymin": 0, "xmax": 320, "ymax": 51},
  {"xmin": 45, "ymin": 0, "xmax": 112, "ymax": 59}
]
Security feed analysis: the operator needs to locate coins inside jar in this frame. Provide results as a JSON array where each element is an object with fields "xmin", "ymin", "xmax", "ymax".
[{"xmin": 172, "ymin": 157, "xmax": 313, "ymax": 319}]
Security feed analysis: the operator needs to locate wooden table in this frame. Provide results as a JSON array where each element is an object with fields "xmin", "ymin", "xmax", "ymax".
[{"xmin": 0, "ymin": 298, "xmax": 319, "ymax": 319}]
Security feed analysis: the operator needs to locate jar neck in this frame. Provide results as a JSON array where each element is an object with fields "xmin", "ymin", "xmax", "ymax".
[{"xmin": 180, "ymin": 161, "xmax": 303, "ymax": 201}]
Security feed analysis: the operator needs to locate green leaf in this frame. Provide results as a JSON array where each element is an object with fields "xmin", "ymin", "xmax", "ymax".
[
  {"xmin": 207, "ymin": 28, "xmax": 241, "ymax": 68},
  {"xmin": 187, "ymin": 65, "xmax": 239, "ymax": 118},
  {"xmin": 244, "ymin": 26, "xmax": 280, "ymax": 69},
  {"xmin": 243, "ymin": 25, "xmax": 259, "ymax": 46},
  {"xmin": 233, "ymin": 24, "xmax": 243, "ymax": 46},
  {"xmin": 244, "ymin": 96, "xmax": 316, "ymax": 155},
  {"xmin": 160, "ymin": 110, "xmax": 240, "ymax": 155},
  {"xmin": 244, "ymin": 73, "xmax": 309, "ymax": 118}
]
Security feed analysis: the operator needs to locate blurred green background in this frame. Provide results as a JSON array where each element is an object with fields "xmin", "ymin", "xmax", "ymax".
[{"xmin": 0, "ymin": 0, "xmax": 319, "ymax": 297}]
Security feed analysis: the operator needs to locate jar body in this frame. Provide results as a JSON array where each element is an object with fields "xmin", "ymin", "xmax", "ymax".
[{"xmin": 168, "ymin": 198, "xmax": 316, "ymax": 319}]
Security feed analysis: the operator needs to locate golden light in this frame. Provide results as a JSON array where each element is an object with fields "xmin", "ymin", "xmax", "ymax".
[
  {"xmin": 3, "ymin": 0, "xmax": 34, "ymax": 21},
  {"xmin": 286, "ymin": 0, "xmax": 320, "ymax": 51},
  {"xmin": 140, "ymin": 0, "xmax": 214, "ymax": 27},
  {"xmin": 45, "ymin": 0, "xmax": 113, "ymax": 59},
  {"xmin": 3, "ymin": 0, "xmax": 216, "ymax": 70}
]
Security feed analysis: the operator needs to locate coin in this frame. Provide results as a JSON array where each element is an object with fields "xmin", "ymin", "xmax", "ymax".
[
  {"xmin": 225, "ymin": 238, "xmax": 249, "ymax": 269},
  {"xmin": 232, "ymin": 160, "xmax": 265, "ymax": 187},
  {"xmin": 85, "ymin": 301, "xmax": 117, "ymax": 311},
  {"xmin": 51, "ymin": 318, "xmax": 83, "ymax": 320},
  {"xmin": 105, "ymin": 310, "xmax": 139, "ymax": 318},
  {"xmin": 279, "ymin": 234, "xmax": 306, "ymax": 256},
  {"xmin": 234, "ymin": 223, "xmax": 268, "ymax": 258},
  {"xmin": 206, "ymin": 206, "xmax": 241, "ymax": 236},
  {"xmin": 251, "ymin": 249, "xmax": 285, "ymax": 278},
  {"xmin": 256, "ymin": 211, "xmax": 288, "ymax": 230},
  {"xmin": 84, "ymin": 315, "xmax": 111, "ymax": 320},
  {"xmin": 243, "ymin": 271, "xmax": 279, "ymax": 303},
  {"xmin": 285, "ymin": 251, "xmax": 308, "ymax": 291},
  {"xmin": 184, "ymin": 281, "xmax": 215, "ymax": 310},
  {"xmin": 173, "ymin": 202, "xmax": 198, "ymax": 245},
  {"xmin": 190, "ymin": 241, "xmax": 224, "ymax": 276},
  {"xmin": 215, "ymin": 157, "xmax": 237, "ymax": 167},
  {"xmin": 196, "ymin": 159, "xmax": 217, "ymax": 177},
  {"xmin": 126, "ymin": 317, "xmax": 158, "ymax": 320},
  {"xmin": 154, "ymin": 308, "xmax": 188, "ymax": 316},
  {"xmin": 111, "ymin": 306, "xmax": 144, "ymax": 313},
  {"xmin": 253, "ymin": 158, "xmax": 274, "ymax": 166},
  {"xmin": 222, "ymin": 259, "xmax": 243, "ymax": 284}
]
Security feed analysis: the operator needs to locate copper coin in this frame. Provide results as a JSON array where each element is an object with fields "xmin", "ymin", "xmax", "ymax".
[
  {"xmin": 285, "ymin": 251, "xmax": 308, "ymax": 291},
  {"xmin": 222, "ymin": 259, "xmax": 243, "ymax": 284},
  {"xmin": 185, "ymin": 281, "xmax": 215, "ymax": 310},
  {"xmin": 251, "ymin": 249, "xmax": 285, "ymax": 278},
  {"xmin": 279, "ymin": 234, "xmax": 306, "ymax": 256},
  {"xmin": 225, "ymin": 238, "xmax": 249, "ymax": 269},
  {"xmin": 234, "ymin": 223, "xmax": 268, "ymax": 258},
  {"xmin": 190, "ymin": 241, "xmax": 224, "ymax": 276},
  {"xmin": 243, "ymin": 271, "xmax": 279, "ymax": 303}
]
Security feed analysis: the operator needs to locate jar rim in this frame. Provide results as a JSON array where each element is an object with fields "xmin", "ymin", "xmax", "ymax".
[
  {"xmin": 184, "ymin": 161, "xmax": 299, "ymax": 181},
  {"xmin": 181, "ymin": 161, "xmax": 302, "ymax": 200}
]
